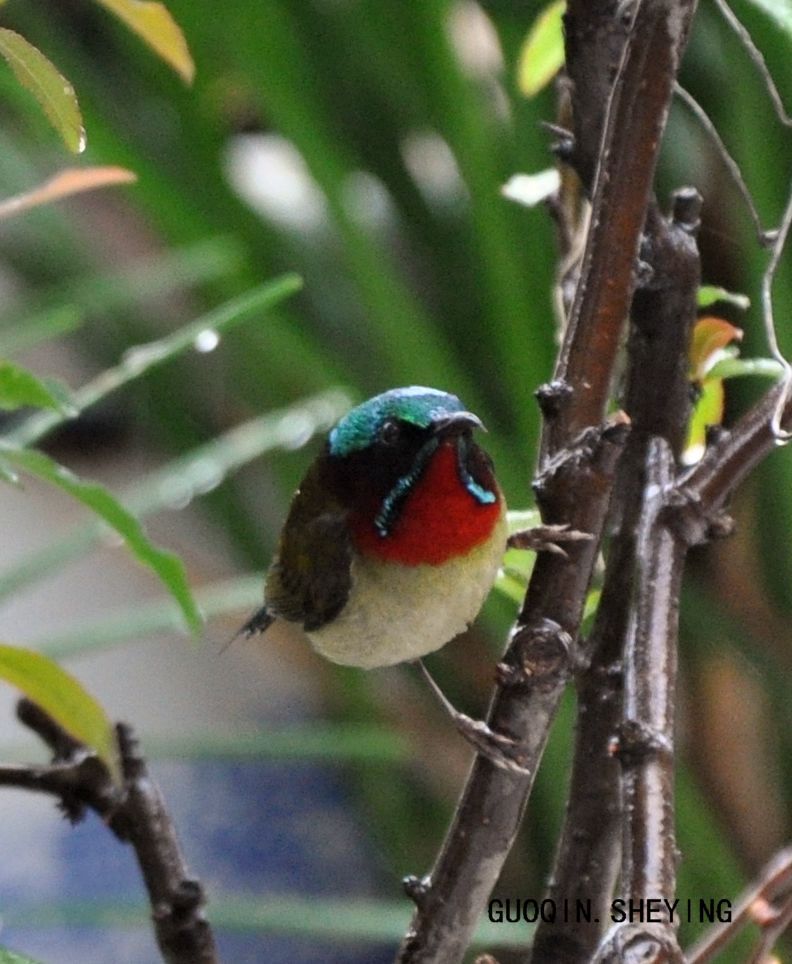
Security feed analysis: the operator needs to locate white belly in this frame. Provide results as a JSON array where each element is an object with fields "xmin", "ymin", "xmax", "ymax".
[{"xmin": 306, "ymin": 509, "xmax": 508, "ymax": 669}]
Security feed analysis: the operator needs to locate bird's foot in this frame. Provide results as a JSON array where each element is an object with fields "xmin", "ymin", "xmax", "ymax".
[
  {"xmin": 415, "ymin": 660, "xmax": 531, "ymax": 775},
  {"xmin": 508, "ymin": 523, "xmax": 592, "ymax": 558},
  {"xmin": 450, "ymin": 711, "xmax": 532, "ymax": 775}
]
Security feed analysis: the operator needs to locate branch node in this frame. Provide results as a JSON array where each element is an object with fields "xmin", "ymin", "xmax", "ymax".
[
  {"xmin": 594, "ymin": 922, "xmax": 682, "ymax": 963},
  {"xmin": 613, "ymin": 719, "xmax": 673, "ymax": 767},
  {"xmin": 636, "ymin": 258, "xmax": 654, "ymax": 287},
  {"xmin": 501, "ymin": 618, "xmax": 575, "ymax": 688},
  {"xmin": 534, "ymin": 414, "xmax": 630, "ymax": 510},
  {"xmin": 116, "ymin": 722, "xmax": 145, "ymax": 781},
  {"xmin": 172, "ymin": 877, "xmax": 205, "ymax": 913},
  {"xmin": 535, "ymin": 379, "xmax": 573, "ymax": 419},
  {"xmin": 670, "ymin": 186, "xmax": 702, "ymax": 233},
  {"xmin": 17, "ymin": 697, "xmax": 82, "ymax": 760},
  {"xmin": 661, "ymin": 486, "xmax": 734, "ymax": 546},
  {"xmin": 403, "ymin": 874, "xmax": 431, "ymax": 907}
]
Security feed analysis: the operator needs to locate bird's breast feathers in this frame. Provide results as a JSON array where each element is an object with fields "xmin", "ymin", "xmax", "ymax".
[{"xmin": 307, "ymin": 499, "xmax": 507, "ymax": 669}]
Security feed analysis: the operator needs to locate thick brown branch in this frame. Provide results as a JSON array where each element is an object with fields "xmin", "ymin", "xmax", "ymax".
[
  {"xmin": 396, "ymin": 3, "xmax": 698, "ymax": 962},
  {"xmin": 546, "ymin": 0, "xmax": 697, "ymax": 455},
  {"xmin": 397, "ymin": 423, "xmax": 628, "ymax": 964},
  {"xmin": 532, "ymin": 191, "xmax": 702, "ymax": 963},
  {"xmin": 596, "ymin": 439, "xmax": 685, "ymax": 962}
]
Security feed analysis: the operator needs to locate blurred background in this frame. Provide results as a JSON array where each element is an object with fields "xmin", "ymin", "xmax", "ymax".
[{"xmin": 0, "ymin": 1, "xmax": 789, "ymax": 961}]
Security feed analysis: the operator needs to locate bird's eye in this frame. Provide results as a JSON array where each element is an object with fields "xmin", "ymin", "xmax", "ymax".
[{"xmin": 379, "ymin": 419, "xmax": 401, "ymax": 446}]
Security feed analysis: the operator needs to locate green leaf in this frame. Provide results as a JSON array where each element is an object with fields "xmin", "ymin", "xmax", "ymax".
[
  {"xmin": 696, "ymin": 285, "xmax": 750, "ymax": 310},
  {"xmin": 684, "ymin": 379, "xmax": 724, "ymax": 464},
  {"xmin": 707, "ymin": 356, "xmax": 784, "ymax": 380},
  {"xmin": 0, "ymin": 447, "xmax": 202, "ymax": 634},
  {"xmin": 0, "ymin": 390, "xmax": 348, "ymax": 605},
  {"xmin": 517, "ymin": 0, "xmax": 566, "ymax": 98},
  {"xmin": 33, "ymin": 574, "xmax": 265, "ymax": 659},
  {"xmin": 0, "ymin": 29, "xmax": 84, "ymax": 153},
  {"xmin": 92, "ymin": 0, "xmax": 195, "ymax": 83},
  {"xmin": 506, "ymin": 508, "xmax": 541, "ymax": 534},
  {"xmin": 0, "ymin": 949, "xmax": 43, "ymax": 964},
  {"xmin": 0, "ymin": 360, "xmax": 75, "ymax": 414},
  {"xmin": 0, "ymin": 306, "xmax": 84, "ymax": 355},
  {"xmin": 9, "ymin": 896, "xmax": 532, "ymax": 947},
  {"xmin": 0, "ymin": 643, "xmax": 119, "ymax": 782},
  {"xmin": 6, "ymin": 275, "xmax": 303, "ymax": 449},
  {"xmin": 494, "ymin": 509, "xmax": 542, "ymax": 602},
  {"xmin": 744, "ymin": 0, "xmax": 792, "ymax": 36}
]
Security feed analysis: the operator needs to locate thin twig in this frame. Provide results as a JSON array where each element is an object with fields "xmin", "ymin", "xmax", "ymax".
[
  {"xmin": 682, "ymin": 379, "xmax": 790, "ymax": 515},
  {"xmin": 1, "ymin": 699, "xmax": 217, "ymax": 964},
  {"xmin": 712, "ymin": 0, "xmax": 792, "ymax": 128},
  {"xmin": 673, "ymin": 83, "xmax": 768, "ymax": 242},
  {"xmin": 748, "ymin": 896, "xmax": 792, "ymax": 964},
  {"xmin": 761, "ymin": 188, "xmax": 792, "ymax": 440},
  {"xmin": 685, "ymin": 845, "xmax": 792, "ymax": 963}
]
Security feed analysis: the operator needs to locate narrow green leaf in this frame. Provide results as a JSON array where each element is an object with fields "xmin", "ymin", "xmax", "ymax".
[
  {"xmin": 697, "ymin": 285, "xmax": 750, "ymax": 310},
  {"xmin": 0, "ymin": 447, "xmax": 202, "ymax": 633},
  {"xmin": 0, "ymin": 948, "xmax": 43, "ymax": 964},
  {"xmin": 0, "ymin": 29, "xmax": 84, "ymax": 153},
  {"xmin": 0, "ymin": 360, "xmax": 74, "ymax": 414},
  {"xmin": 92, "ymin": 0, "xmax": 195, "ymax": 83},
  {"xmin": 495, "ymin": 510, "xmax": 542, "ymax": 602},
  {"xmin": 744, "ymin": 0, "xmax": 792, "ymax": 36},
  {"xmin": 0, "ymin": 643, "xmax": 118, "ymax": 782},
  {"xmin": 35, "ymin": 574, "xmax": 266, "ymax": 659},
  {"xmin": 0, "ymin": 462, "xmax": 18, "ymax": 484},
  {"xmin": 684, "ymin": 379, "xmax": 724, "ymax": 465},
  {"xmin": 7, "ymin": 275, "xmax": 303, "ymax": 448},
  {"xmin": 1, "ymin": 722, "xmax": 408, "ymax": 767},
  {"xmin": 0, "ymin": 306, "xmax": 84, "ymax": 355},
  {"xmin": 506, "ymin": 508, "xmax": 541, "ymax": 534},
  {"xmin": 0, "ymin": 390, "xmax": 347, "ymax": 604},
  {"xmin": 707, "ymin": 356, "xmax": 784, "ymax": 380},
  {"xmin": 9, "ymin": 896, "xmax": 532, "ymax": 947},
  {"xmin": 517, "ymin": 0, "xmax": 566, "ymax": 98}
]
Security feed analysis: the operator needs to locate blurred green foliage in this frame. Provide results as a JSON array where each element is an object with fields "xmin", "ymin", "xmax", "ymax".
[{"xmin": 0, "ymin": 0, "xmax": 790, "ymax": 958}]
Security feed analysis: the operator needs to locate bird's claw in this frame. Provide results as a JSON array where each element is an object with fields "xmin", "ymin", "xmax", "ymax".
[
  {"xmin": 415, "ymin": 659, "xmax": 531, "ymax": 774},
  {"xmin": 452, "ymin": 711, "xmax": 532, "ymax": 776},
  {"xmin": 508, "ymin": 523, "xmax": 592, "ymax": 559}
]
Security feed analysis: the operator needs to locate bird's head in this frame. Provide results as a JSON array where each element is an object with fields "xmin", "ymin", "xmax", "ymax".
[{"xmin": 325, "ymin": 387, "xmax": 503, "ymax": 565}]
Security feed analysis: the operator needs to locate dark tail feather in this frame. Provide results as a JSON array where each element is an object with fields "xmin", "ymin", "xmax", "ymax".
[{"xmin": 220, "ymin": 605, "xmax": 275, "ymax": 653}]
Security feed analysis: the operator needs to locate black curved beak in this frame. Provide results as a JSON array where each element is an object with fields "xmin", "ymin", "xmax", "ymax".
[{"xmin": 431, "ymin": 410, "xmax": 486, "ymax": 436}]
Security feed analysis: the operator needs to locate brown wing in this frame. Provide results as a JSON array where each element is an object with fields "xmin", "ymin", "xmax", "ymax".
[{"xmin": 264, "ymin": 460, "xmax": 353, "ymax": 632}]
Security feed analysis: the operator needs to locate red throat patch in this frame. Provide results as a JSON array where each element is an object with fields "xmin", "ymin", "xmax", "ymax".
[{"xmin": 351, "ymin": 441, "xmax": 502, "ymax": 566}]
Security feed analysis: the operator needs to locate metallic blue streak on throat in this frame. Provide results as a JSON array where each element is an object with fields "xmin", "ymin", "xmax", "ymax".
[
  {"xmin": 457, "ymin": 434, "xmax": 496, "ymax": 505},
  {"xmin": 375, "ymin": 435, "xmax": 495, "ymax": 538},
  {"xmin": 375, "ymin": 437, "xmax": 439, "ymax": 537}
]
